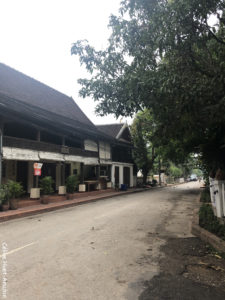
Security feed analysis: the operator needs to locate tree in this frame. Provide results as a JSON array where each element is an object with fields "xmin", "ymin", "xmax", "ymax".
[
  {"xmin": 167, "ymin": 163, "xmax": 183, "ymax": 179},
  {"xmin": 130, "ymin": 110, "xmax": 156, "ymax": 183},
  {"xmin": 72, "ymin": 0, "xmax": 225, "ymax": 174}
]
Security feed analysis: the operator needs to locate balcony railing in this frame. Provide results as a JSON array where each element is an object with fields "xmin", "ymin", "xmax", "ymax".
[{"xmin": 3, "ymin": 136, "xmax": 98, "ymax": 158}]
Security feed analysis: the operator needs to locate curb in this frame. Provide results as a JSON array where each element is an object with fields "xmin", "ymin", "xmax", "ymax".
[
  {"xmin": 191, "ymin": 197, "xmax": 225, "ymax": 253},
  {"xmin": 0, "ymin": 188, "xmax": 150, "ymax": 223}
]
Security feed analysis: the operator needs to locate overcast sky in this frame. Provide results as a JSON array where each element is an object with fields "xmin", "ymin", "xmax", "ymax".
[{"xmin": 0, "ymin": 0, "xmax": 131, "ymax": 125}]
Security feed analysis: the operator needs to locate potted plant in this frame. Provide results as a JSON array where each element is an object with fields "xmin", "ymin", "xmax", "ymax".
[
  {"xmin": 7, "ymin": 180, "xmax": 24, "ymax": 210},
  {"xmin": 66, "ymin": 175, "xmax": 79, "ymax": 199},
  {"xmin": 40, "ymin": 176, "xmax": 54, "ymax": 204},
  {"xmin": 0, "ymin": 184, "xmax": 10, "ymax": 211}
]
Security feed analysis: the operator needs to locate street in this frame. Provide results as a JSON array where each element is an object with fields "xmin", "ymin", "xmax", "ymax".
[{"xmin": 1, "ymin": 182, "xmax": 201, "ymax": 299}]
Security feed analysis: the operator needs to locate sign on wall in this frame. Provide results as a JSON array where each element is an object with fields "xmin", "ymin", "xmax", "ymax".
[{"xmin": 33, "ymin": 163, "xmax": 43, "ymax": 176}]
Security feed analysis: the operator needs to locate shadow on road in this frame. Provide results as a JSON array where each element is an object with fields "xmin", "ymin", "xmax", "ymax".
[{"xmin": 139, "ymin": 237, "xmax": 225, "ymax": 300}]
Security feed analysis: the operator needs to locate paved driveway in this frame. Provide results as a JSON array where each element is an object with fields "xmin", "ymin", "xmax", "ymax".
[{"xmin": 0, "ymin": 182, "xmax": 201, "ymax": 300}]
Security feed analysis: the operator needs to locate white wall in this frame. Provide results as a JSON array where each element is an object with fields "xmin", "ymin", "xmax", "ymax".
[
  {"xmin": 99, "ymin": 141, "xmax": 111, "ymax": 160},
  {"xmin": 111, "ymin": 163, "xmax": 134, "ymax": 188},
  {"xmin": 84, "ymin": 140, "xmax": 98, "ymax": 152}
]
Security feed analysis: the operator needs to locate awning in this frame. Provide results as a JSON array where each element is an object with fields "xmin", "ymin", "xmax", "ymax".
[
  {"xmin": 64, "ymin": 155, "xmax": 84, "ymax": 163},
  {"xmin": 39, "ymin": 151, "xmax": 64, "ymax": 161},
  {"xmin": 99, "ymin": 159, "xmax": 112, "ymax": 165},
  {"xmin": 64, "ymin": 155, "xmax": 99, "ymax": 165},
  {"xmin": 3, "ymin": 147, "xmax": 99, "ymax": 164},
  {"xmin": 3, "ymin": 147, "xmax": 40, "ymax": 161}
]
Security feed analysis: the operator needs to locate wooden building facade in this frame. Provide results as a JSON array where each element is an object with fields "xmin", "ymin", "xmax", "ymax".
[{"xmin": 0, "ymin": 63, "xmax": 135, "ymax": 194}]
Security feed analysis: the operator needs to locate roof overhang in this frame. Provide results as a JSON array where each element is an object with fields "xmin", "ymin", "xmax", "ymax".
[
  {"xmin": 0, "ymin": 93, "xmax": 114, "ymax": 143},
  {"xmin": 116, "ymin": 123, "xmax": 128, "ymax": 139}
]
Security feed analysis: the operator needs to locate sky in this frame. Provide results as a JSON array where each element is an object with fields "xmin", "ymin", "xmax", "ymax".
[{"xmin": 0, "ymin": 0, "xmax": 131, "ymax": 125}]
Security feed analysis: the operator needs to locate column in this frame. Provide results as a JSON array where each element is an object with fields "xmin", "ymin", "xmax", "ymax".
[
  {"xmin": 80, "ymin": 163, "xmax": 84, "ymax": 184},
  {"xmin": 119, "ymin": 165, "xmax": 123, "ymax": 187},
  {"xmin": 61, "ymin": 163, "xmax": 65, "ymax": 186},
  {"xmin": 130, "ymin": 165, "xmax": 134, "ymax": 187},
  {"xmin": 56, "ymin": 163, "xmax": 61, "ymax": 190},
  {"xmin": 111, "ymin": 165, "xmax": 115, "ymax": 187},
  {"xmin": 27, "ymin": 161, "xmax": 34, "ymax": 193},
  {"xmin": 96, "ymin": 165, "xmax": 100, "ymax": 180}
]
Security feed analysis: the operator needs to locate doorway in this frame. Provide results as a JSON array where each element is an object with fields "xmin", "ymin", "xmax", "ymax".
[
  {"xmin": 17, "ymin": 161, "xmax": 28, "ymax": 192},
  {"xmin": 115, "ymin": 166, "xmax": 119, "ymax": 186},
  {"xmin": 123, "ymin": 167, "xmax": 130, "ymax": 187}
]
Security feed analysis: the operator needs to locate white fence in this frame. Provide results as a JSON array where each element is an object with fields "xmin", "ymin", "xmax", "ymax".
[{"xmin": 209, "ymin": 177, "xmax": 225, "ymax": 218}]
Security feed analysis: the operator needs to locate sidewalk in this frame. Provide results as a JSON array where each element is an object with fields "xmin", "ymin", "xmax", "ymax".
[{"xmin": 0, "ymin": 187, "xmax": 148, "ymax": 223}]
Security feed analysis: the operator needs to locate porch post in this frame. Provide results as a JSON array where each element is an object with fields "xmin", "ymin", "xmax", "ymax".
[
  {"xmin": 119, "ymin": 165, "xmax": 123, "ymax": 187},
  {"xmin": 80, "ymin": 163, "xmax": 84, "ymax": 184},
  {"xmin": 130, "ymin": 165, "xmax": 134, "ymax": 187},
  {"xmin": 97, "ymin": 140, "xmax": 101, "ymax": 180},
  {"xmin": 111, "ymin": 165, "xmax": 115, "ymax": 187},
  {"xmin": 96, "ymin": 165, "xmax": 100, "ymax": 180},
  {"xmin": 61, "ymin": 163, "xmax": 65, "ymax": 185}
]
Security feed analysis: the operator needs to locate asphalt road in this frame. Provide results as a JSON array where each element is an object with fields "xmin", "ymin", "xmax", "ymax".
[{"xmin": 0, "ymin": 182, "xmax": 201, "ymax": 300}]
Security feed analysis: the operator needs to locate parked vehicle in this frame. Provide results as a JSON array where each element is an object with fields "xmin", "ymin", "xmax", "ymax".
[{"xmin": 188, "ymin": 174, "xmax": 198, "ymax": 182}]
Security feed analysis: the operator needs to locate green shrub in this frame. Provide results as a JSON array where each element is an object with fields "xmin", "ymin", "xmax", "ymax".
[
  {"xmin": 200, "ymin": 188, "xmax": 211, "ymax": 203},
  {"xmin": 168, "ymin": 164, "xmax": 183, "ymax": 178},
  {"xmin": 199, "ymin": 204, "xmax": 225, "ymax": 240},
  {"xmin": 66, "ymin": 175, "xmax": 79, "ymax": 193},
  {"xmin": 7, "ymin": 180, "xmax": 24, "ymax": 199},
  {"xmin": 40, "ymin": 176, "xmax": 54, "ymax": 195},
  {"xmin": 0, "ymin": 184, "xmax": 10, "ymax": 204}
]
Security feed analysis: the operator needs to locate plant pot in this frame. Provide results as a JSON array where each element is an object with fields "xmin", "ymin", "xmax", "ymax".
[
  {"xmin": 66, "ymin": 193, "xmax": 74, "ymax": 200},
  {"xmin": 107, "ymin": 182, "xmax": 112, "ymax": 189},
  {"xmin": 41, "ymin": 195, "xmax": 49, "ymax": 204},
  {"xmin": 30, "ymin": 188, "xmax": 40, "ymax": 199},
  {"xmin": 0, "ymin": 202, "xmax": 10, "ymax": 211},
  {"xmin": 58, "ymin": 186, "xmax": 66, "ymax": 195},
  {"xmin": 9, "ymin": 198, "xmax": 18, "ymax": 210},
  {"xmin": 79, "ymin": 184, "xmax": 86, "ymax": 192}
]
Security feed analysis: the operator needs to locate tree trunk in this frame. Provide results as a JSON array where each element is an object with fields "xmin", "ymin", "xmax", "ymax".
[
  {"xmin": 143, "ymin": 171, "xmax": 148, "ymax": 185},
  {"xmin": 158, "ymin": 159, "xmax": 161, "ymax": 186}
]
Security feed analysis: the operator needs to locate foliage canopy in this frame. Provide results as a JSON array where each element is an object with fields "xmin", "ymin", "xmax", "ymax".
[
  {"xmin": 72, "ymin": 0, "xmax": 225, "ymax": 172},
  {"xmin": 130, "ymin": 110, "xmax": 156, "ymax": 183}
]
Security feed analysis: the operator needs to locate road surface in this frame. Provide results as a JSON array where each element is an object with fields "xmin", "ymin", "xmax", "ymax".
[{"xmin": 0, "ymin": 182, "xmax": 201, "ymax": 300}]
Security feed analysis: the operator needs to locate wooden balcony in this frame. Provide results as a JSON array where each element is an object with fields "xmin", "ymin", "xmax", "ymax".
[{"xmin": 3, "ymin": 136, "xmax": 98, "ymax": 158}]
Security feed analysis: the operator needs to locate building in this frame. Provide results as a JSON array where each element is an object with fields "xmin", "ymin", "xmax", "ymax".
[
  {"xmin": 0, "ymin": 63, "xmax": 135, "ymax": 195},
  {"xmin": 97, "ymin": 123, "xmax": 134, "ymax": 188}
]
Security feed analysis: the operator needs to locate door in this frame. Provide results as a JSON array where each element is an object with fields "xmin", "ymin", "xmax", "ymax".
[
  {"xmin": 115, "ymin": 166, "xmax": 119, "ymax": 186},
  {"xmin": 123, "ymin": 167, "xmax": 130, "ymax": 187}
]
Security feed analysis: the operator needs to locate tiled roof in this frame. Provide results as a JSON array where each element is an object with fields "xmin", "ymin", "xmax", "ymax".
[
  {"xmin": 96, "ymin": 124, "xmax": 124, "ymax": 139},
  {"xmin": 0, "ymin": 63, "xmax": 94, "ymax": 128}
]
